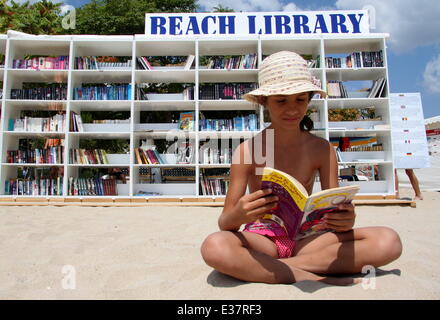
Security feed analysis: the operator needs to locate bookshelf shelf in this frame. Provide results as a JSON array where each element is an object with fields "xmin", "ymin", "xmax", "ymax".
[
  {"xmin": 198, "ymin": 99, "xmax": 255, "ymax": 110},
  {"xmin": 198, "ymin": 131, "xmax": 257, "ymax": 139},
  {"xmin": 68, "ymin": 164, "xmax": 128, "ymax": 167},
  {"xmin": 329, "ymin": 129, "xmax": 391, "ymax": 137},
  {"xmin": 71, "ymin": 70, "xmax": 132, "ymax": 83},
  {"xmin": 0, "ymin": 32, "xmax": 395, "ymax": 197},
  {"xmin": 326, "ymin": 67, "xmax": 387, "ymax": 81},
  {"xmin": 199, "ymin": 164, "xmax": 231, "ymax": 168},
  {"xmin": 4, "ymin": 131, "xmax": 65, "ymax": 137},
  {"xmin": 339, "ymin": 161, "xmax": 392, "ymax": 165},
  {"xmin": 7, "ymin": 69, "xmax": 69, "ymax": 82},
  {"xmin": 133, "ymin": 164, "xmax": 196, "ymax": 167},
  {"xmin": 68, "ymin": 132, "xmax": 131, "ymax": 138},
  {"xmin": 199, "ymin": 69, "xmax": 258, "ymax": 83},
  {"xmin": 70, "ymin": 100, "xmax": 131, "ymax": 111},
  {"xmin": 3, "ymin": 163, "xmax": 65, "ymax": 167},
  {"xmin": 135, "ymin": 70, "xmax": 195, "ymax": 83}
]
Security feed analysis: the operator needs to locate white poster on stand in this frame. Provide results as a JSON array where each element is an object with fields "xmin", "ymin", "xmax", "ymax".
[{"xmin": 390, "ymin": 93, "xmax": 430, "ymax": 169}]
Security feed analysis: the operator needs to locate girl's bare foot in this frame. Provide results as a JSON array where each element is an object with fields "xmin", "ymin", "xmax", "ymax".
[
  {"xmin": 289, "ymin": 265, "xmax": 360, "ymax": 286},
  {"xmin": 318, "ymin": 276, "xmax": 362, "ymax": 286},
  {"xmin": 414, "ymin": 195, "xmax": 423, "ymax": 200}
]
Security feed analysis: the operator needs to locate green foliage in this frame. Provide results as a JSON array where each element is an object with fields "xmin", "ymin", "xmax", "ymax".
[
  {"xmin": 18, "ymin": 138, "xmax": 45, "ymax": 150},
  {"xmin": 73, "ymin": 0, "xmax": 198, "ymax": 35},
  {"xmin": 1, "ymin": 0, "xmax": 199, "ymax": 35},
  {"xmin": 79, "ymin": 139, "xmax": 130, "ymax": 153},
  {"xmin": 212, "ymin": 4, "xmax": 234, "ymax": 12},
  {"xmin": 328, "ymin": 107, "xmax": 379, "ymax": 121},
  {"xmin": 0, "ymin": 0, "xmax": 64, "ymax": 34}
]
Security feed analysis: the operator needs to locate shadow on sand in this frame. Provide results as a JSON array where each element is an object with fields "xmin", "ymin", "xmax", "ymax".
[{"xmin": 207, "ymin": 268, "xmax": 401, "ymax": 293}]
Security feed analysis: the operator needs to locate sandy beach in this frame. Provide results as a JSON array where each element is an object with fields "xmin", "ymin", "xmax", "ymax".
[{"xmin": 0, "ymin": 187, "xmax": 438, "ymax": 300}]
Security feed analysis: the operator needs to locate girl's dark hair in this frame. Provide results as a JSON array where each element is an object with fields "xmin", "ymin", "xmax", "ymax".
[
  {"xmin": 300, "ymin": 114, "xmax": 314, "ymax": 132},
  {"xmin": 300, "ymin": 92, "xmax": 316, "ymax": 131}
]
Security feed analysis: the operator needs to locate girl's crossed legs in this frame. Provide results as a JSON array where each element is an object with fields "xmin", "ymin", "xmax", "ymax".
[{"xmin": 200, "ymin": 226, "xmax": 402, "ymax": 286}]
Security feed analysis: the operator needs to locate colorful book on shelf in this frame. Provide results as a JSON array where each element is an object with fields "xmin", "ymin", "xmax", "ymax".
[
  {"xmin": 10, "ymin": 85, "xmax": 68, "ymax": 100},
  {"xmin": 5, "ymin": 178, "xmax": 63, "ymax": 196},
  {"xmin": 141, "ymin": 57, "xmax": 153, "ymax": 70},
  {"xmin": 73, "ymin": 84, "xmax": 131, "ymax": 100},
  {"xmin": 70, "ymin": 149, "xmax": 108, "ymax": 164},
  {"xmin": 9, "ymin": 113, "xmax": 66, "ymax": 132},
  {"xmin": 135, "ymin": 148, "xmax": 164, "ymax": 164},
  {"xmin": 135, "ymin": 148, "xmax": 143, "ymax": 164},
  {"xmin": 12, "ymin": 56, "xmax": 69, "ymax": 70},
  {"xmin": 152, "ymin": 149, "xmax": 164, "ymax": 164},
  {"xmin": 179, "ymin": 111, "xmax": 194, "ymax": 130},
  {"xmin": 199, "ymin": 169, "xmax": 230, "ymax": 196},
  {"xmin": 146, "ymin": 149, "xmax": 159, "ymax": 164},
  {"xmin": 260, "ymin": 167, "xmax": 359, "ymax": 240},
  {"xmin": 68, "ymin": 177, "xmax": 117, "ymax": 196}
]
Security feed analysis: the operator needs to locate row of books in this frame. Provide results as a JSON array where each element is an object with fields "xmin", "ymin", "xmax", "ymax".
[
  {"xmin": 68, "ymin": 177, "xmax": 117, "ymax": 196},
  {"xmin": 332, "ymin": 136, "xmax": 381, "ymax": 152},
  {"xmin": 136, "ymin": 57, "xmax": 153, "ymax": 70},
  {"xmin": 342, "ymin": 144, "xmax": 384, "ymax": 152},
  {"xmin": 5, "ymin": 177, "xmax": 63, "ymax": 196},
  {"xmin": 70, "ymin": 149, "xmax": 109, "ymax": 165},
  {"xmin": 205, "ymin": 54, "xmax": 257, "ymax": 69},
  {"xmin": 199, "ymin": 170, "xmax": 230, "ymax": 196},
  {"xmin": 368, "ymin": 78, "xmax": 387, "ymax": 98},
  {"xmin": 74, "ymin": 56, "xmax": 132, "ymax": 70},
  {"xmin": 70, "ymin": 112, "xmax": 84, "ymax": 132},
  {"xmin": 135, "ymin": 148, "xmax": 164, "ymax": 164},
  {"xmin": 327, "ymin": 80, "xmax": 349, "ymax": 99},
  {"xmin": 199, "ymin": 83, "xmax": 258, "ymax": 100},
  {"xmin": 199, "ymin": 145, "xmax": 232, "ymax": 164},
  {"xmin": 325, "ymin": 51, "xmax": 384, "ymax": 68},
  {"xmin": 9, "ymin": 113, "xmax": 66, "ymax": 132},
  {"xmin": 7, "ymin": 146, "xmax": 64, "ymax": 164},
  {"xmin": 327, "ymin": 79, "xmax": 386, "ymax": 99},
  {"xmin": 73, "ymin": 84, "xmax": 132, "ymax": 100},
  {"xmin": 12, "ymin": 56, "xmax": 69, "ymax": 70},
  {"xmin": 10, "ymin": 85, "xmax": 68, "ymax": 100},
  {"xmin": 199, "ymin": 114, "xmax": 259, "ymax": 131},
  {"xmin": 339, "ymin": 164, "xmax": 381, "ymax": 181},
  {"xmin": 182, "ymin": 87, "xmax": 194, "ymax": 100},
  {"xmin": 161, "ymin": 168, "xmax": 195, "ymax": 182},
  {"xmin": 91, "ymin": 119, "xmax": 130, "ymax": 124},
  {"xmin": 137, "ymin": 55, "xmax": 195, "ymax": 70}
]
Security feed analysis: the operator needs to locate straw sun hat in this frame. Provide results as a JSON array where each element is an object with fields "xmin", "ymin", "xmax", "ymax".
[{"xmin": 243, "ymin": 51, "xmax": 327, "ymax": 104}]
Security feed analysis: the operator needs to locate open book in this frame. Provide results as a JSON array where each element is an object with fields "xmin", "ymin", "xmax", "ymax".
[{"xmin": 260, "ymin": 167, "xmax": 359, "ymax": 240}]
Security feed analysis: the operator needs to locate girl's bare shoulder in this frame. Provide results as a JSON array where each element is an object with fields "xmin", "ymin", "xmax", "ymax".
[{"xmin": 304, "ymin": 132, "xmax": 334, "ymax": 160}]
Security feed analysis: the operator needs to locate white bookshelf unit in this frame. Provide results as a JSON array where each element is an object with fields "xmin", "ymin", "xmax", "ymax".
[{"xmin": 0, "ymin": 32, "xmax": 395, "ymax": 200}]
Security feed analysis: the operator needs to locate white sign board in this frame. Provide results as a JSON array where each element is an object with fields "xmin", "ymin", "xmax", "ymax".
[
  {"xmin": 390, "ymin": 93, "xmax": 430, "ymax": 169},
  {"xmin": 145, "ymin": 11, "xmax": 369, "ymax": 36}
]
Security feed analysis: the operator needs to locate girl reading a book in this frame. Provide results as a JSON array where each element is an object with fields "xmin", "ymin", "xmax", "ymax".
[{"xmin": 200, "ymin": 51, "xmax": 402, "ymax": 286}]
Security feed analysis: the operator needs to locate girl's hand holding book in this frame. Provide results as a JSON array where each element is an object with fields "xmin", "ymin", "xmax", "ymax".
[
  {"xmin": 233, "ymin": 188, "xmax": 279, "ymax": 225},
  {"xmin": 322, "ymin": 203, "xmax": 356, "ymax": 233}
]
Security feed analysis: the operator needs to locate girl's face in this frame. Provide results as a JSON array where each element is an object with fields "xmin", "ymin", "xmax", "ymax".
[{"xmin": 264, "ymin": 92, "xmax": 310, "ymax": 128}]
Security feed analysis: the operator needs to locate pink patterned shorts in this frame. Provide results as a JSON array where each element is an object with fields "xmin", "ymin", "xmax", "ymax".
[{"xmin": 243, "ymin": 222, "xmax": 296, "ymax": 258}]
